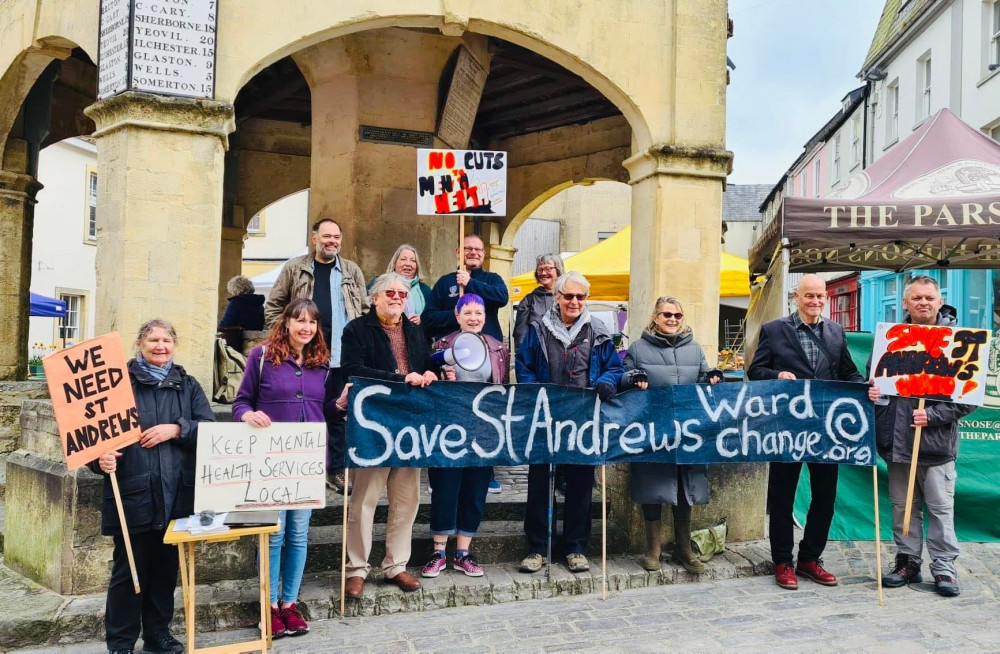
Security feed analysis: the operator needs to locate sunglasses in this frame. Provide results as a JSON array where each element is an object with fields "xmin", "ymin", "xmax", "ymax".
[
  {"xmin": 560, "ymin": 293, "xmax": 588, "ymax": 302},
  {"xmin": 383, "ymin": 289, "xmax": 409, "ymax": 299},
  {"xmin": 658, "ymin": 312, "xmax": 684, "ymax": 320}
]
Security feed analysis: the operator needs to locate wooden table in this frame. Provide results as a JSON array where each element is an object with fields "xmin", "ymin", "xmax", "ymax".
[{"xmin": 164, "ymin": 520, "xmax": 280, "ymax": 654}]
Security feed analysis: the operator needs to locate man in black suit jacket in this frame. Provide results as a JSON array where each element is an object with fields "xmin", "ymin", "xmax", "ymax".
[{"xmin": 748, "ymin": 274, "xmax": 879, "ymax": 591}]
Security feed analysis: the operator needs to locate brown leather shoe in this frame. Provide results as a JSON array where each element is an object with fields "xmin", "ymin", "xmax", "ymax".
[
  {"xmin": 386, "ymin": 571, "xmax": 422, "ymax": 592},
  {"xmin": 344, "ymin": 575, "xmax": 365, "ymax": 599}
]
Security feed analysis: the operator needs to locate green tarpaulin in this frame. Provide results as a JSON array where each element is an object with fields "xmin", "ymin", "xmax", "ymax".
[{"xmin": 793, "ymin": 331, "xmax": 1000, "ymax": 542}]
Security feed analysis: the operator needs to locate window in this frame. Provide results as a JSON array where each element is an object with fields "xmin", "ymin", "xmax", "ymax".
[
  {"xmin": 800, "ymin": 170, "xmax": 808, "ymax": 197},
  {"xmin": 851, "ymin": 113, "xmax": 862, "ymax": 167},
  {"xmin": 85, "ymin": 169, "xmax": 97, "ymax": 242},
  {"xmin": 991, "ymin": 2, "xmax": 1000, "ymax": 69},
  {"xmin": 785, "ymin": 177, "xmax": 794, "ymax": 196},
  {"xmin": 597, "ymin": 231, "xmax": 615, "ymax": 242},
  {"xmin": 831, "ymin": 135, "xmax": 841, "ymax": 183},
  {"xmin": 58, "ymin": 294, "xmax": 83, "ymax": 343},
  {"xmin": 247, "ymin": 210, "xmax": 265, "ymax": 235},
  {"xmin": 813, "ymin": 159, "xmax": 821, "ymax": 197},
  {"xmin": 918, "ymin": 54, "xmax": 932, "ymax": 121},
  {"xmin": 886, "ymin": 80, "xmax": 899, "ymax": 143}
]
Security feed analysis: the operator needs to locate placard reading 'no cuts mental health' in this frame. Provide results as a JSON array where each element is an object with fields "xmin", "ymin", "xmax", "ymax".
[
  {"xmin": 42, "ymin": 333, "xmax": 141, "ymax": 470},
  {"xmin": 194, "ymin": 423, "xmax": 327, "ymax": 513},
  {"xmin": 416, "ymin": 149, "xmax": 507, "ymax": 216},
  {"xmin": 871, "ymin": 322, "xmax": 992, "ymax": 405}
]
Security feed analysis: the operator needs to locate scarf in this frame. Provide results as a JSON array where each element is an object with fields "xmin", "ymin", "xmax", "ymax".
[
  {"xmin": 541, "ymin": 302, "xmax": 591, "ymax": 348},
  {"xmin": 137, "ymin": 355, "xmax": 173, "ymax": 382},
  {"xmin": 405, "ymin": 276, "xmax": 426, "ymax": 317}
]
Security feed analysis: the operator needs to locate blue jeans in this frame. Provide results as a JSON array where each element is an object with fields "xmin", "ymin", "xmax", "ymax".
[
  {"xmin": 428, "ymin": 466, "xmax": 492, "ymax": 537},
  {"xmin": 269, "ymin": 509, "xmax": 312, "ymax": 604}
]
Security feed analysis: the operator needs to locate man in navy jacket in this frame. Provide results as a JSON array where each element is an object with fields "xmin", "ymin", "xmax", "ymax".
[
  {"xmin": 748, "ymin": 273, "xmax": 878, "ymax": 591},
  {"xmin": 422, "ymin": 234, "xmax": 509, "ymax": 342}
]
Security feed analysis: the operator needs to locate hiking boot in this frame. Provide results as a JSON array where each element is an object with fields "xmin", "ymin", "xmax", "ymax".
[
  {"xmin": 280, "ymin": 603, "xmax": 309, "ymax": 636},
  {"xmin": 453, "ymin": 553, "xmax": 485, "ymax": 577},
  {"xmin": 934, "ymin": 575, "xmax": 960, "ymax": 597},
  {"xmin": 519, "ymin": 553, "xmax": 545, "ymax": 573},
  {"xmin": 641, "ymin": 520, "xmax": 662, "ymax": 571},
  {"xmin": 882, "ymin": 554, "xmax": 922, "ymax": 588},
  {"xmin": 673, "ymin": 519, "xmax": 705, "ymax": 574},
  {"xmin": 421, "ymin": 551, "xmax": 448, "ymax": 578},
  {"xmin": 795, "ymin": 559, "xmax": 838, "ymax": 586},
  {"xmin": 142, "ymin": 632, "xmax": 184, "ymax": 653},
  {"xmin": 270, "ymin": 606, "xmax": 286, "ymax": 639},
  {"xmin": 566, "ymin": 553, "xmax": 590, "ymax": 572},
  {"xmin": 775, "ymin": 562, "xmax": 798, "ymax": 590}
]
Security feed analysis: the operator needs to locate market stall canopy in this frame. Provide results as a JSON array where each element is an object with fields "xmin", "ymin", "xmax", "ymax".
[
  {"xmin": 249, "ymin": 247, "xmax": 308, "ymax": 296},
  {"xmin": 509, "ymin": 226, "xmax": 751, "ymax": 302},
  {"xmin": 29, "ymin": 293, "xmax": 66, "ymax": 318},
  {"xmin": 749, "ymin": 109, "xmax": 1000, "ymax": 275}
]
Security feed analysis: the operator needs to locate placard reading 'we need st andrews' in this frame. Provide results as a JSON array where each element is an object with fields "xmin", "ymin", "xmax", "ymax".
[{"xmin": 194, "ymin": 423, "xmax": 327, "ymax": 513}]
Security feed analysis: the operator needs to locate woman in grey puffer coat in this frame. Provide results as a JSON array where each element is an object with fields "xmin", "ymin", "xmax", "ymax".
[{"xmin": 620, "ymin": 296, "xmax": 720, "ymax": 573}]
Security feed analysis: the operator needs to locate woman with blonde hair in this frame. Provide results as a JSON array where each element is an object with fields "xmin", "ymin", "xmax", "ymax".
[
  {"xmin": 369, "ymin": 244, "xmax": 432, "ymax": 325},
  {"xmin": 620, "ymin": 296, "xmax": 721, "ymax": 573}
]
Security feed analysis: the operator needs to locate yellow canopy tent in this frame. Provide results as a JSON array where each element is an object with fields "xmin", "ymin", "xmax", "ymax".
[{"xmin": 509, "ymin": 226, "xmax": 751, "ymax": 302}]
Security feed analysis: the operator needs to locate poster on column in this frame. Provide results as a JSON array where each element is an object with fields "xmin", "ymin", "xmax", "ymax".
[
  {"xmin": 870, "ymin": 322, "xmax": 992, "ymax": 405},
  {"xmin": 416, "ymin": 149, "xmax": 507, "ymax": 216},
  {"xmin": 194, "ymin": 422, "xmax": 327, "ymax": 513},
  {"xmin": 42, "ymin": 333, "xmax": 141, "ymax": 470}
]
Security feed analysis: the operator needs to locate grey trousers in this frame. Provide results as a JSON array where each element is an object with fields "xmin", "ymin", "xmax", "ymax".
[{"xmin": 887, "ymin": 461, "xmax": 960, "ymax": 577}]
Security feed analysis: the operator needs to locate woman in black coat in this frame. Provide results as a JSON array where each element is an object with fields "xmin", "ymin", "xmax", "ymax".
[{"xmin": 91, "ymin": 319, "xmax": 214, "ymax": 654}]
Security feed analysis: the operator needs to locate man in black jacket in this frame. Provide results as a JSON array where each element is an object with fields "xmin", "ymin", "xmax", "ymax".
[
  {"xmin": 748, "ymin": 274, "xmax": 879, "ymax": 591},
  {"xmin": 871, "ymin": 275, "xmax": 974, "ymax": 597}
]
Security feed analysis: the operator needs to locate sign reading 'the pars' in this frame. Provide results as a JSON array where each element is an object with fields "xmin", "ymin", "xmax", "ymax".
[
  {"xmin": 871, "ymin": 322, "xmax": 992, "ymax": 405},
  {"xmin": 416, "ymin": 148, "xmax": 507, "ymax": 216},
  {"xmin": 43, "ymin": 333, "xmax": 141, "ymax": 470}
]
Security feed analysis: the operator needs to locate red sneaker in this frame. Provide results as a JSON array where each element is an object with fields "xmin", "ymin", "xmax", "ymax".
[
  {"xmin": 280, "ymin": 603, "xmax": 309, "ymax": 636},
  {"xmin": 270, "ymin": 606, "xmax": 286, "ymax": 639},
  {"xmin": 796, "ymin": 559, "xmax": 838, "ymax": 586},
  {"xmin": 775, "ymin": 562, "xmax": 798, "ymax": 590}
]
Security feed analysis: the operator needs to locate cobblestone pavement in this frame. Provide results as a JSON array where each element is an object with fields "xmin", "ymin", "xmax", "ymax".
[{"xmin": 19, "ymin": 540, "xmax": 1000, "ymax": 653}]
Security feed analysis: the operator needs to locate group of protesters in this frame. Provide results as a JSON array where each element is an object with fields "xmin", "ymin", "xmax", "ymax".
[{"xmin": 88, "ymin": 217, "xmax": 968, "ymax": 653}]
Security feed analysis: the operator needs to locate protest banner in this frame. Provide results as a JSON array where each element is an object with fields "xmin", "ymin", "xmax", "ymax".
[
  {"xmin": 871, "ymin": 321, "xmax": 991, "ymax": 536},
  {"xmin": 416, "ymin": 148, "xmax": 507, "ymax": 217},
  {"xmin": 194, "ymin": 422, "xmax": 327, "ymax": 513},
  {"xmin": 42, "ymin": 332, "xmax": 142, "ymax": 593},
  {"xmin": 345, "ymin": 378, "xmax": 876, "ymax": 468}
]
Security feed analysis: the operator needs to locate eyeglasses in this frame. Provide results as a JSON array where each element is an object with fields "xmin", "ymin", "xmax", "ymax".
[
  {"xmin": 463, "ymin": 246, "xmax": 485, "ymax": 253},
  {"xmin": 658, "ymin": 312, "xmax": 684, "ymax": 320},
  {"xmin": 560, "ymin": 293, "xmax": 588, "ymax": 302},
  {"xmin": 383, "ymin": 289, "xmax": 409, "ymax": 299},
  {"xmin": 537, "ymin": 266, "xmax": 557, "ymax": 273}
]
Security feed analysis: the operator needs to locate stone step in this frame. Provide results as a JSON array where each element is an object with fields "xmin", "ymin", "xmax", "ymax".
[{"xmin": 0, "ymin": 541, "xmax": 774, "ymax": 651}]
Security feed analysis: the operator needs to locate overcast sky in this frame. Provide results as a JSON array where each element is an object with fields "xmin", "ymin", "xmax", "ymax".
[{"xmin": 726, "ymin": 0, "xmax": 887, "ymax": 185}]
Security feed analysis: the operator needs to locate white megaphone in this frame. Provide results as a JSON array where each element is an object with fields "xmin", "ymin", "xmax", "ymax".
[{"xmin": 432, "ymin": 331, "xmax": 489, "ymax": 371}]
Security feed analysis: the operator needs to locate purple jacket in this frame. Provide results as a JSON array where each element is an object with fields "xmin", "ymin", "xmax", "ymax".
[
  {"xmin": 433, "ymin": 331, "xmax": 510, "ymax": 384},
  {"xmin": 233, "ymin": 346, "xmax": 330, "ymax": 423}
]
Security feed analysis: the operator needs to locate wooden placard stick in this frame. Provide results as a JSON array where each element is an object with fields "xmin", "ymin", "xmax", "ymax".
[
  {"xmin": 458, "ymin": 217, "xmax": 466, "ymax": 297},
  {"xmin": 601, "ymin": 465, "xmax": 608, "ymax": 601},
  {"xmin": 109, "ymin": 470, "xmax": 141, "ymax": 594},
  {"xmin": 340, "ymin": 467, "xmax": 350, "ymax": 616},
  {"xmin": 873, "ymin": 465, "xmax": 884, "ymax": 606},
  {"xmin": 901, "ymin": 398, "xmax": 926, "ymax": 538}
]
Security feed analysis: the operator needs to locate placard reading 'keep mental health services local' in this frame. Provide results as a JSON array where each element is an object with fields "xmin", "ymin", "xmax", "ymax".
[
  {"xmin": 194, "ymin": 422, "xmax": 327, "ymax": 513},
  {"xmin": 98, "ymin": 0, "xmax": 218, "ymax": 100}
]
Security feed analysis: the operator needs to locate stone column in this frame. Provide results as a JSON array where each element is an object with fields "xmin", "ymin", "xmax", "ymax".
[
  {"xmin": 607, "ymin": 146, "xmax": 767, "ymax": 546},
  {"xmin": 84, "ymin": 92, "xmax": 234, "ymax": 389},
  {"xmin": 218, "ymin": 222, "xmax": 247, "ymax": 317},
  {"xmin": 0, "ymin": 140, "xmax": 42, "ymax": 380},
  {"xmin": 486, "ymin": 241, "xmax": 516, "ymax": 342}
]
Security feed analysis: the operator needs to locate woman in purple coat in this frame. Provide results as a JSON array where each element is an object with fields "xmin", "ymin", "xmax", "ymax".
[{"xmin": 233, "ymin": 298, "xmax": 329, "ymax": 639}]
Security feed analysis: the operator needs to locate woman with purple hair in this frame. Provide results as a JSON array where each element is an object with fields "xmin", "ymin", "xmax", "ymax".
[{"xmin": 421, "ymin": 293, "xmax": 511, "ymax": 578}]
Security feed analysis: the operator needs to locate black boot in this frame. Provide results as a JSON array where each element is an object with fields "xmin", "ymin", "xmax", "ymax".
[{"xmin": 882, "ymin": 553, "xmax": 922, "ymax": 588}]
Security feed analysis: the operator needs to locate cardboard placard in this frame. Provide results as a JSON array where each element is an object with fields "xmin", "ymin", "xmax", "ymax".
[
  {"xmin": 43, "ymin": 333, "xmax": 140, "ymax": 470},
  {"xmin": 194, "ymin": 422, "xmax": 327, "ymax": 513},
  {"xmin": 416, "ymin": 148, "xmax": 507, "ymax": 216},
  {"xmin": 871, "ymin": 322, "xmax": 992, "ymax": 405}
]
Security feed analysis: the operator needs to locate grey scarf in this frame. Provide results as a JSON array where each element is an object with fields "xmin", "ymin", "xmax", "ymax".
[{"xmin": 541, "ymin": 303, "xmax": 591, "ymax": 348}]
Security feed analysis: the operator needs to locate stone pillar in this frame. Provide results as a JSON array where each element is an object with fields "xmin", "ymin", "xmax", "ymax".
[
  {"xmin": 293, "ymin": 29, "xmax": 490, "ymax": 282},
  {"xmin": 219, "ymin": 222, "xmax": 247, "ymax": 317},
  {"xmin": 0, "ymin": 140, "xmax": 42, "ymax": 380},
  {"xmin": 486, "ymin": 240, "xmax": 516, "ymax": 342},
  {"xmin": 84, "ymin": 93, "xmax": 234, "ymax": 388},
  {"xmin": 607, "ymin": 146, "xmax": 766, "ymax": 546}
]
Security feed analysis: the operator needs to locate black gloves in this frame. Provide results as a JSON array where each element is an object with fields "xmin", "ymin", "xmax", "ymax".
[
  {"xmin": 622, "ymin": 368, "xmax": 648, "ymax": 388},
  {"xmin": 596, "ymin": 382, "xmax": 616, "ymax": 402}
]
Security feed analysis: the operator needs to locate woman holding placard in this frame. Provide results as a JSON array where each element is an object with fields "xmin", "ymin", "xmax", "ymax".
[
  {"xmin": 233, "ymin": 298, "xmax": 331, "ymax": 638},
  {"xmin": 619, "ymin": 296, "xmax": 721, "ymax": 573},
  {"xmin": 420, "ymin": 293, "xmax": 510, "ymax": 578},
  {"xmin": 91, "ymin": 319, "xmax": 214, "ymax": 654}
]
